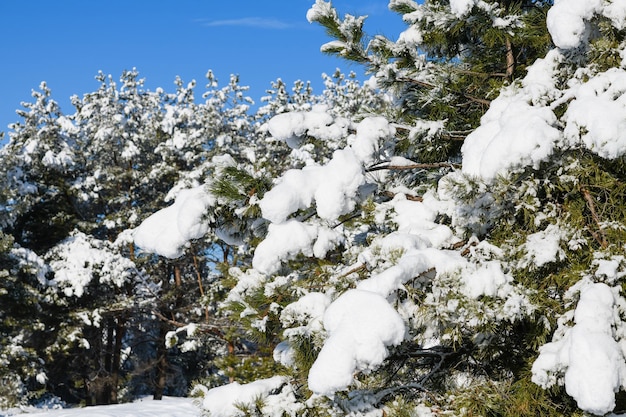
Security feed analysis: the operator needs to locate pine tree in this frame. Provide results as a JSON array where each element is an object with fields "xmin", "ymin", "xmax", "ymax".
[
  {"xmin": 0, "ymin": 70, "xmax": 259, "ymax": 405},
  {"xmin": 309, "ymin": 0, "xmax": 552, "ymax": 165},
  {"xmin": 7, "ymin": 1, "xmax": 626, "ymax": 415},
  {"xmin": 0, "ymin": 232, "xmax": 48, "ymax": 408},
  {"xmin": 0, "ymin": 82, "xmax": 79, "ymax": 252},
  {"xmin": 190, "ymin": 1, "xmax": 626, "ymax": 416}
]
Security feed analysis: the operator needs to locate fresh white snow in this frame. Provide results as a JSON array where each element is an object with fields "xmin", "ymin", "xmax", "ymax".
[
  {"xmin": 532, "ymin": 282, "xmax": 626, "ymax": 415},
  {"xmin": 46, "ymin": 231, "xmax": 137, "ymax": 298},
  {"xmin": 307, "ymin": 289, "xmax": 406, "ymax": 396},
  {"xmin": 545, "ymin": 0, "xmax": 626, "ymax": 50},
  {"xmin": 192, "ymin": 376, "xmax": 289, "ymax": 417},
  {"xmin": 6, "ymin": 397, "xmax": 200, "ymax": 417},
  {"xmin": 133, "ymin": 186, "xmax": 214, "ymax": 259}
]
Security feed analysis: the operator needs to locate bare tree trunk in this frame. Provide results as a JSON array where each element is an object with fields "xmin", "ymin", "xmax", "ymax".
[
  {"xmin": 153, "ymin": 322, "xmax": 168, "ymax": 400},
  {"xmin": 100, "ymin": 319, "xmax": 115, "ymax": 405},
  {"xmin": 227, "ymin": 339, "xmax": 235, "ymax": 383},
  {"xmin": 192, "ymin": 253, "xmax": 210, "ymax": 323},
  {"xmin": 110, "ymin": 317, "xmax": 126, "ymax": 404}
]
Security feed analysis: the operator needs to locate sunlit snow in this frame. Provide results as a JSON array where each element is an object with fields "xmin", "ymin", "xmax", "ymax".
[
  {"xmin": 133, "ymin": 186, "xmax": 214, "ymax": 258},
  {"xmin": 8, "ymin": 397, "xmax": 200, "ymax": 417},
  {"xmin": 307, "ymin": 289, "xmax": 405, "ymax": 396},
  {"xmin": 532, "ymin": 282, "xmax": 626, "ymax": 415}
]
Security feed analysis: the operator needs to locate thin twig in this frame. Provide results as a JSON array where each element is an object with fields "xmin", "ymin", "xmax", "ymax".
[
  {"xmin": 366, "ymin": 162, "xmax": 460, "ymax": 173},
  {"xmin": 337, "ymin": 263, "xmax": 368, "ymax": 279},
  {"xmin": 151, "ymin": 310, "xmax": 225, "ymax": 339},
  {"xmin": 441, "ymin": 132, "xmax": 469, "ymax": 141},
  {"xmin": 452, "ymin": 68, "xmax": 509, "ymax": 78},
  {"xmin": 461, "ymin": 240, "xmax": 479, "ymax": 257},
  {"xmin": 333, "ymin": 212, "xmax": 362, "ymax": 229},
  {"xmin": 390, "ymin": 123, "xmax": 471, "ymax": 141},
  {"xmin": 192, "ymin": 252, "xmax": 211, "ymax": 324},
  {"xmin": 580, "ymin": 186, "xmax": 609, "ymax": 248},
  {"xmin": 375, "ymin": 347, "xmax": 459, "ymax": 403}
]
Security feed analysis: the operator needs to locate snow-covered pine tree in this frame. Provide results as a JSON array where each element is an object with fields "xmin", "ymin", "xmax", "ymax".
[
  {"xmin": 188, "ymin": 1, "xmax": 626, "ymax": 416},
  {"xmin": 0, "ymin": 73, "xmax": 157, "ymax": 404},
  {"xmin": 309, "ymin": 0, "xmax": 552, "ymax": 165},
  {"xmin": 455, "ymin": 1, "xmax": 626, "ymax": 414},
  {"xmin": 136, "ymin": 70, "xmax": 392, "ymax": 390},
  {"xmin": 0, "ymin": 82, "xmax": 79, "ymax": 251},
  {"xmin": 0, "ymin": 231, "xmax": 49, "ymax": 408},
  {"xmin": 0, "ymin": 70, "xmax": 261, "ymax": 405},
  {"xmin": 70, "ymin": 70, "xmax": 212, "ymax": 401}
]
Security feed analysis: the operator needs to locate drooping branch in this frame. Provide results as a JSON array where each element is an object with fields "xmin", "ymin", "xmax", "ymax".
[
  {"xmin": 442, "ymin": 131, "xmax": 471, "ymax": 141},
  {"xmin": 375, "ymin": 346, "xmax": 462, "ymax": 403},
  {"xmin": 453, "ymin": 68, "xmax": 510, "ymax": 79},
  {"xmin": 392, "ymin": 123, "xmax": 472, "ymax": 141},
  {"xmin": 151, "ymin": 310, "xmax": 226, "ymax": 341}
]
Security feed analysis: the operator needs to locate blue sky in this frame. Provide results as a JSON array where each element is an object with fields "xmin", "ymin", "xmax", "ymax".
[{"xmin": 0, "ymin": 1, "xmax": 405, "ymax": 136}]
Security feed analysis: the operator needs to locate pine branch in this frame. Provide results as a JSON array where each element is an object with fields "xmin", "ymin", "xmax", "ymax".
[
  {"xmin": 452, "ymin": 68, "xmax": 510, "ymax": 78},
  {"xmin": 396, "ymin": 77, "xmax": 492, "ymax": 106},
  {"xmin": 333, "ymin": 211, "xmax": 362, "ymax": 228},
  {"xmin": 336, "ymin": 263, "xmax": 368, "ymax": 279},
  {"xmin": 376, "ymin": 347, "xmax": 461, "ymax": 403},
  {"xmin": 442, "ymin": 131, "xmax": 471, "ymax": 141},
  {"xmin": 382, "ymin": 190, "xmax": 423, "ymax": 202},
  {"xmin": 366, "ymin": 162, "xmax": 460, "ymax": 172},
  {"xmin": 580, "ymin": 186, "xmax": 609, "ymax": 248},
  {"xmin": 151, "ymin": 310, "xmax": 226, "ymax": 340},
  {"xmin": 393, "ymin": 123, "xmax": 471, "ymax": 141}
]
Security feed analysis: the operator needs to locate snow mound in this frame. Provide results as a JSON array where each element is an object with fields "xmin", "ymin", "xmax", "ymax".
[
  {"xmin": 532, "ymin": 282, "xmax": 626, "ymax": 415},
  {"xmin": 449, "ymin": 0, "xmax": 477, "ymax": 17},
  {"xmin": 307, "ymin": 289, "xmax": 406, "ymax": 396},
  {"xmin": 266, "ymin": 106, "xmax": 350, "ymax": 149},
  {"xmin": 47, "ymin": 231, "xmax": 136, "ymax": 297},
  {"xmin": 193, "ymin": 376, "xmax": 286, "ymax": 417},
  {"xmin": 17, "ymin": 396, "xmax": 201, "ymax": 417},
  {"xmin": 547, "ymin": 0, "xmax": 626, "ymax": 50},
  {"xmin": 461, "ymin": 90, "xmax": 560, "ymax": 181},
  {"xmin": 259, "ymin": 114, "xmax": 393, "ymax": 225},
  {"xmin": 258, "ymin": 148, "xmax": 365, "ymax": 223},
  {"xmin": 133, "ymin": 186, "xmax": 214, "ymax": 258},
  {"xmin": 563, "ymin": 68, "xmax": 626, "ymax": 159},
  {"xmin": 462, "ymin": 50, "xmax": 626, "ymax": 181},
  {"xmin": 252, "ymin": 220, "xmax": 343, "ymax": 275},
  {"xmin": 547, "ymin": 0, "xmax": 602, "ymax": 49}
]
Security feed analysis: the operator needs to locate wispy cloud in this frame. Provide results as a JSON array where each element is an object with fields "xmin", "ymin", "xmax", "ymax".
[{"xmin": 198, "ymin": 17, "xmax": 293, "ymax": 29}]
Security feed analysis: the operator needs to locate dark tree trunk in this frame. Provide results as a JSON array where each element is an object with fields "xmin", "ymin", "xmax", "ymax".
[
  {"xmin": 100, "ymin": 319, "xmax": 115, "ymax": 405},
  {"xmin": 109, "ymin": 317, "xmax": 126, "ymax": 404},
  {"xmin": 153, "ymin": 322, "xmax": 168, "ymax": 400}
]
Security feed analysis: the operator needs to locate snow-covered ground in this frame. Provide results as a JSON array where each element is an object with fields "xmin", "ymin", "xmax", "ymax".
[{"xmin": 2, "ymin": 397, "xmax": 201, "ymax": 417}]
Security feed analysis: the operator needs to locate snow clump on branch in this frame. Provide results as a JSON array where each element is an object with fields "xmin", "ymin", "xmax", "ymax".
[
  {"xmin": 532, "ymin": 282, "xmax": 626, "ymax": 415},
  {"xmin": 133, "ymin": 186, "xmax": 214, "ymax": 259}
]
